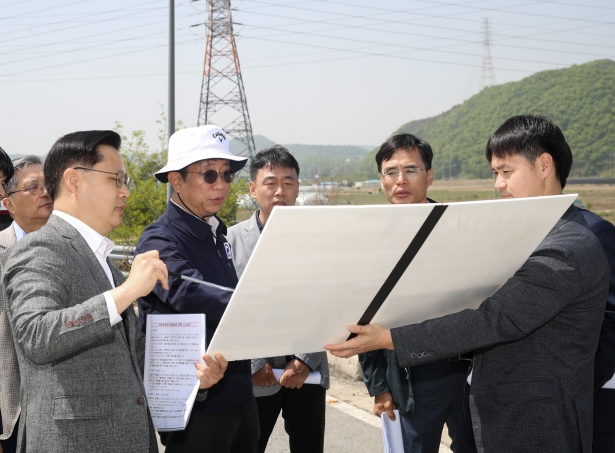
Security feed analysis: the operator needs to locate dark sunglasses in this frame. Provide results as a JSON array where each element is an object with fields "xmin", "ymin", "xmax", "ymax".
[{"xmin": 187, "ymin": 170, "xmax": 235, "ymax": 184}]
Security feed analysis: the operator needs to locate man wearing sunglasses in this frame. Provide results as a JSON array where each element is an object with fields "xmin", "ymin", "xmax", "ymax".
[
  {"xmin": 4, "ymin": 131, "xmax": 227, "ymax": 453},
  {"xmin": 136, "ymin": 125, "xmax": 257, "ymax": 453},
  {"xmin": 358, "ymin": 133, "xmax": 476, "ymax": 453}
]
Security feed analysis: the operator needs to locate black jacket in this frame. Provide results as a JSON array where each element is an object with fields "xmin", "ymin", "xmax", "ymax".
[
  {"xmin": 578, "ymin": 208, "xmax": 615, "ymax": 390},
  {"xmin": 391, "ymin": 206, "xmax": 609, "ymax": 453},
  {"xmin": 136, "ymin": 201, "xmax": 253, "ymax": 415}
]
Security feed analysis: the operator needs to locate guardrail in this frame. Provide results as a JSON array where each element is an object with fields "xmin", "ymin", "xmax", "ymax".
[{"xmin": 109, "ymin": 245, "xmax": 136, "ymax": 262}]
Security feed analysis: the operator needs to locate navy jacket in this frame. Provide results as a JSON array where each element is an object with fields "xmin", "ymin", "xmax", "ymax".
[
  {"xmin": 579, "ymin": 208, "xmax": 615, "ymax": 389},
  {"xmin": 136, "ymin": 201, "xmax": 253, "ymax": 415}
]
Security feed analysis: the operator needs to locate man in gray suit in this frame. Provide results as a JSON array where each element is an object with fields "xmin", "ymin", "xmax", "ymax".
[
  {"xmin": 326, "ymin": 114, "xmax": 610, "ymax": 453},
  {"xmin": 4, "ymin": 131, "xmax": 227, "ymax": 453},
  {"xmin": 0, "ymin": 156, "xmax": 53, "ymax": 453},
  {"xmin": 227, "ymin": 146, "xmax": 330, "ymax": 453}
]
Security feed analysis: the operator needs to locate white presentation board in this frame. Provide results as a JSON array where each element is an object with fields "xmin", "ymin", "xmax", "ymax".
[{"xmin": 207, "ymin": 194, "xmax": 576, "ymax": 361}]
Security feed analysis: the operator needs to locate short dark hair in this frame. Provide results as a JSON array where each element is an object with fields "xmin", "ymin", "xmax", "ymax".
[
  {"xmin": 44, "ymin": 130, "xmax": 121, "ymax": 201},
  {"xmin": 375, "ymin": 133, "xmax": 433, "ymax": 172},
  {"xmin": 486, "ymin": 114, "xmax": 573, "ymax": 189},
  {"xmin": 250, "ymin": 145, "xmax": 300, "ymax": 181},
  {"xmin": 0, "ymin": 146, "xmax": 14, "ymax": 187},
  {"xmin": 6, "ymin": 155, "xmax": 43, "ymax": 195}
]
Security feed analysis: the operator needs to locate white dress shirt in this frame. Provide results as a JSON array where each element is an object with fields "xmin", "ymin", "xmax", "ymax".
[
  {"xmin": 52, "ymin": 210, "xmax": 122, "ymax": 326},
  {"xmin": 13, "ymin": 221, "xmax": 27, "ymax": 242}
]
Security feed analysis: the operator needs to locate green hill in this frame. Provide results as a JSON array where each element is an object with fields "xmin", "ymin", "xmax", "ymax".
[
  {"xmin": 358, "ymin": 59, "xmax": 615, "ymax": 179},
  {"xmin": 232, "ymin": 136, "xmax": 370, "ymax": 179}
]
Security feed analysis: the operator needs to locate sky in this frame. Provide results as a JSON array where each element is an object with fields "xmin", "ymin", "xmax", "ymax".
[{"xmin": 1, "ymin": 0, "xmax": 614, "ymax": 156}]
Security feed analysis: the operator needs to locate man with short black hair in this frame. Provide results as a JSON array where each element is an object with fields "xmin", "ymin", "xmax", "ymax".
[
  {"xmin": 227, "ymin": 145, "xmax": 330, "ymax": 453},
  {"xmin": 326, "ymin": 114, "xmax": 610, "ymax": 453},
  {"xmin": 0, "ymin": 147, "xmax": 14, "ymax": 199},
  {"xmin": 361, "ymin": 133, "xmax": 476, "ymax": 453},
  {"xmin": 0, "ymin": 147, "xmax": 15, "ymax": 453},
  {"xmin": 5, "ymin": 131, "xmax": 226, "ymax": 453}
]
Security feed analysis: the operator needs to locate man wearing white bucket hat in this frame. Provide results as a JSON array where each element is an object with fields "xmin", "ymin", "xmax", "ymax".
[{"xmin": 136, "ymin": 125, "xmax": 258, "ymax": 453}]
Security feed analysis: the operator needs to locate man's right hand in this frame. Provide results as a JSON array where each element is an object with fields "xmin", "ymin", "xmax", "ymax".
[
  {"xmin": 374, "ymin": 391, "xmax": 397, "ymax": 420},
  {"xmin": 110, "ymin": 250, "xmax": 168, "ymax": 313},
  {"xmin": 252, "ymin": 362, "xmax": 278, "ymax": 387}
]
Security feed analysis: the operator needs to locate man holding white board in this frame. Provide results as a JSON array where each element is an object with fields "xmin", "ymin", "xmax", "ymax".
[
  {"xmin": 326, "ymin": 114, "xmax": 610, "ymax": 453},
  {"xmin": 227, "ymin": 146, "xmax": 329, "ymax": 453}
]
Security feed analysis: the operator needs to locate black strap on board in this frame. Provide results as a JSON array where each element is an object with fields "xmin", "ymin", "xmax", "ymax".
[{"xmin": 347, "ymin": 204, "xmax": 448, "ymax": 340}]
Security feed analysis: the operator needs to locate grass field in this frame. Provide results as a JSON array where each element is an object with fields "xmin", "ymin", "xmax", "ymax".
[{"xmin": 236, "ymin": 179, "xmax": 615, "ymax": 225}]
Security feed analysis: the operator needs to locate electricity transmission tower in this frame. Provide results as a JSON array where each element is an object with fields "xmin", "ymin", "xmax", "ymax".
[
  {"xmin": 480, "ymin": 18, "xmax": 496, "ymax": 90},
  {"xmin": 198, "ymin": 0, "xmax": 256, "ymax": 169}
]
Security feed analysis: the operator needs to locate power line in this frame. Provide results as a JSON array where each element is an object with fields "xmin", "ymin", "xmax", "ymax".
[
  {"xmin": 238, "ymin": 22, "xmax": 583, "ymax": 68},
  {"xmin": 0, "ymin": 0, "xmax": 98, "ymax": 21},
  {"xmin": 238, "ymin": 9, "xmax": 615, "ymax": 60},
  {"xmin": 0, "ymin": 12, "xmax": 198, "ymax": 62},
  {"xmin": 0, "ymin": 0, "xmax": 163, "ymax": 39}
]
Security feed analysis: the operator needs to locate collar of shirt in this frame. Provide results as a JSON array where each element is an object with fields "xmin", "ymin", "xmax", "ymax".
[
  {"xmin": 170, "ymin": 198, "xmax": 219, "ymax": 243},
  {"xmin": 52, "ymin": 210, "xmax": 115, "ymax": 261},
  {"xmin": 13, "ymin": 221, "xmax": 27, "ymax": 242}
]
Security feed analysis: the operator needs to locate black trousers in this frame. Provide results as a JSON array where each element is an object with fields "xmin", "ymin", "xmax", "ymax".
[
  {"xmin": 401, "ymin": 359, "xmax": 477, "ymax": 453},
  {"xmin": 162, "ymin": 398, "xmax": 259, "ymax": 453},
  {"xmin": 594, "ymin": 387, "xmax": 615, "ymax": 453},
  {"xmin": 0, "ymin": 416, "xmax": 18, "ymax": 453},
  {"xmin": 256, "ymin": 385, "xmax": 326, "ymax": 453}
]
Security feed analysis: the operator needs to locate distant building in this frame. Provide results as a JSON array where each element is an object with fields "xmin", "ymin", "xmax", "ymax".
[{"xmin": 355, "ymin": 180, "xmax": 380, "ymax": 188}]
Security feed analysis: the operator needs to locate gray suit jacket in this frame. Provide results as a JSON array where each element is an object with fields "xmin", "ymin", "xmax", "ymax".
[
  {"xmin": 227, "ymin": 212, "xmax": 329, "ymax": 397},
  {"xmin": 391, "ymin": 206, "xmax": 609, "ymax": 453},
  {"xmin": 4, "ymin": 215, "xmax": 157, "ymax": 453},
  {"xmin": 0, "ymin": 223, "xmax": 19, "ymax": 440}
]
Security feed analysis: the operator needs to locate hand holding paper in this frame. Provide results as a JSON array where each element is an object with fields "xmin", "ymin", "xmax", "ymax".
[
  {"xmin": 196, "ymin": 353, "xmax": 228, "ymax": 389},
  {"xmin": 279, "ymin": 359, "xmax": 311, "ymax": 389},
  {"xmin": 325, "ymin": 324, "xmax": 393, "ymax": 358},
  {"xmin": 272, "ymin": 368, "xmax": 322, "ymax": 386},
  {"xmin": 374, "ymin": 391, "xmax": 397, "ymax": 421}
]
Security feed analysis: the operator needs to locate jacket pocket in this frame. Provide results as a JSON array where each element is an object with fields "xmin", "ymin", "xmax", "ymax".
[
  {"xmin": 496, "ymin": 379, "xmax": 554, "ymax": 404},
  {"xmin": 52, "ymin": 396, "xmax": 110, "ymax": 420}
]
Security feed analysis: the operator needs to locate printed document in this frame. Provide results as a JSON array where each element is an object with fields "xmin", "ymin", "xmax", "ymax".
[
  {"xmin": 144, "ymin": 314, "xmax": 206, "ymax": 431},
  {"xmin": 381, "ymin": 410, "xmax": 404, "ymax": 453}
]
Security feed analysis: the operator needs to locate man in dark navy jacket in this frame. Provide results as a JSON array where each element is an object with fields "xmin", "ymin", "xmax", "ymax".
[
  {"xmin": 579, "ymin": 208, "xmax": 615, "ymax": 453},
  {"xmin": 136, "ymin": 125, "xmax": 257, "ymax": 453}
]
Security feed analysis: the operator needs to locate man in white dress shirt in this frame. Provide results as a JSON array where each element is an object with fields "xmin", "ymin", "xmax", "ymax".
[{"xmin": 4, "ymin": 131, "xmax": 227, "ymax": 453}]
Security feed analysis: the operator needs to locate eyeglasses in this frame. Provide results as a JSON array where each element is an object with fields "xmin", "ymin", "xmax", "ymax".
[
  {"xmin": 8, "ymin": 183, "xmax": 48, "ymax": 197},
  {"xmin": 380, "ymin": 168, "xmax": 427, "ymax": 181},
  {"xmin": 73, "ymin": 167, "xmax": 132, "ymax": 189},
  {"xmin": 187, "ymin": 170, "xmax": 235, "ymax": 184}
]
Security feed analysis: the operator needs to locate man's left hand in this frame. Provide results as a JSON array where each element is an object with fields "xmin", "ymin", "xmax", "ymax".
[
  {"xmin": 279, "ymin": 359, "xmax": 310, "ymax": 389},
  {"xmin": 324, "ymin": 324, "xmax": 393, "ymax": 358}
]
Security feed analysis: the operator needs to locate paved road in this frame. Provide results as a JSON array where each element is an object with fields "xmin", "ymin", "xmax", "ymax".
[
  {"xmin": 156, "ymin": 405, "xmax": 383, "ymax": 453},
  {"xmin": 265, "ymin": 404, "xmax": 383, "ymax": 453}
]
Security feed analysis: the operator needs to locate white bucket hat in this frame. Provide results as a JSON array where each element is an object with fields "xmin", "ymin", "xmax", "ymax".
[{"xmin": 154, "ymin": 125, "xmax": 248, "ymax": 183}]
